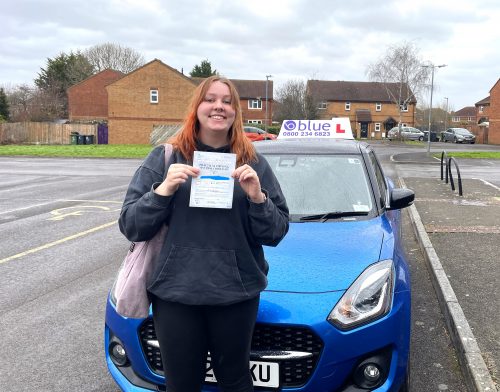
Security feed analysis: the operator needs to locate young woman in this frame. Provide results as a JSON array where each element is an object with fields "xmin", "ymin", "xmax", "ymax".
[{"xmin": 118, "ymin": 76, "xmax": 289, "ymax": 392}]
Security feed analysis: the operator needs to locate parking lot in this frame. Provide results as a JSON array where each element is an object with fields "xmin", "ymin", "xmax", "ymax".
[
  {"xmin": 374, "ymin": 141, "xmax": 499, "ymax": 391},
  {"xmin": 0, "ymin": 143, "xmax": 497, "ymax": 391}
]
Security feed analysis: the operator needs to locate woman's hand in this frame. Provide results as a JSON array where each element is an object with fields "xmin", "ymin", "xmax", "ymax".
[
  {"xmin": 154, "ymin": 164, "xmax": 200, "ymax": 196},
  {"xmin": 232, "ymin": 164, "xmax": 266, "ymax": 203}
]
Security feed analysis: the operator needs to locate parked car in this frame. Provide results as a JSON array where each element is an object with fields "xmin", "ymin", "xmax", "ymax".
[
  {"xmin": 244, "ymin": 126, "xmax": 277, "ymax": 141},
  {"xmin": 105, "ymin": 121, "xmax": 414, "ymax": 392},
  {"xmin": 387, "ymin": 126, "xmax": 425, "ymax": 141},
  {"xmin": 441, "ymin": 128, "xmax": 476, "ymax": 144}
]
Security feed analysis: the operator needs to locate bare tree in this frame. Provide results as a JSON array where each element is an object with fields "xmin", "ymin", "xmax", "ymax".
[
  {"xmin": 367, "ymin": 41, "xmax": 430, "ymax": 128},
  {"xmin": 32, "ymin": 86, "xmax": 66, "ymax": 121},
  {"xmin": 5, "ymin": 83, "xmax": 67, "ymax": 122},
  {"xmin": 83, "ymin": 43, "xmax": 145, "ymax": 73},
  {"xmin": 274, "ymin": 79, "xmax": 318, "ymax": 123},
  {"xmin": 5, "ymin": 84, "xmax": 35, "ymax": 122},
  {"xmin": 416, "ymin": 100, "xmax": 455, "ymax": 132}
]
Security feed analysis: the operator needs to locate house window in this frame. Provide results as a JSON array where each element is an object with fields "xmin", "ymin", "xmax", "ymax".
[
  {"xmin": 399, "ymin": 103, "xmax": 408, "ymax": 112},
  {"xmin": 452, "ymin": 117, "xmax": 459, "ymax": 122},
  {"xmin": 248, "ymin": 120, "xmax": 262, "ymax": 124},
  {"xmin": 375, "ymin": 123, "xmax": 381, "ymax": 131},
  {"xmin": 318, "ymin": 101, "xmax": 327, "ymax": 110},
  {"xmin": 467, "ymin": 116, "xmax": 474, "ymax": 121},
  {"xmin": 376, "ymin": 103, "xmax": 382, "ymax": 112},
  {"xmin": 248, "ymin": 99, "xmax": 262, "ymax": 109},
  {"xmin": 345, "ymin": 102, "xmax": 351, "ymax": 111},
  {"xmin": 150, "ymin": 89, "xmax": 158, "ymax": 104},
  {"xmin": 479, "ymin": 106, "xmax": 484, "ymax": 113}
]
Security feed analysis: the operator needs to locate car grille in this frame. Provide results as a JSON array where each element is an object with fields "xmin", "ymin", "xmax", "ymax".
[{"xmin": 139, "ymin": 319, "xmax": 324, "ymax": 388}]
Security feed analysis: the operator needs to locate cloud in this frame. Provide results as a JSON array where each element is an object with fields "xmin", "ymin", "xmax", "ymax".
[{"xmin": 1, "ymin": 0, "xmax": 499, "ymax": 109}]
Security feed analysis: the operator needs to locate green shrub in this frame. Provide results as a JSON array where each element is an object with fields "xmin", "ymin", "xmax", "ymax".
[{"xmin": 266, "ymin": 125, "xmax": 281, "ymax": 135}]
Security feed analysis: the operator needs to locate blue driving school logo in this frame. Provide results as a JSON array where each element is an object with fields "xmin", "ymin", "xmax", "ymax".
[
  {"xmin": 278, "ymin": 119, "xmax": 354, "ymax": 140},
  {"xmin": 284, "ymin": 120, "xmax": 297, "ymax": 131}
]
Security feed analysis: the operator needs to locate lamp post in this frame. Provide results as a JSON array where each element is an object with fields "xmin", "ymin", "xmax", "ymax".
[
  {"xmin": 422, "ymin": 64, "xmax": 447, "ymax": 153},
  {"xmin": 443, "ymin": 97, "xmax": 449, "ymax": 139},
  {"xmin": 265, "ymin": 75, "xmax": 272, "ymax": 132}
]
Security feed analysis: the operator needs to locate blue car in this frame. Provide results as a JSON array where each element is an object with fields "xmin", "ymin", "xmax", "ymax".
[{"xmin": 105, "ymin": 121, "xmax": 414, "ymax": 391}]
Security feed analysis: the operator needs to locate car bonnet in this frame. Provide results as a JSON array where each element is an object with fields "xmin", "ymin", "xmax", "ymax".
[{"xmin": 264, "ymin": 218, "xmax": 385, "ymax": 293}]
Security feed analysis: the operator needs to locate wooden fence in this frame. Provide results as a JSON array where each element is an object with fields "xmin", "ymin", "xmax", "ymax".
[{"xmin": 0, "ymin": 122, "xmax": 98, "ymax": 145}]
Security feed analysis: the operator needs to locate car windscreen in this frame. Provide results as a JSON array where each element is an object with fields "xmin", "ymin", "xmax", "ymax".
[
  {"xmin": 455, "ymin": 129, "xmax": 472, "ymax": 135},
  {"xmin": 264, "ymin": 154, "xmax": 374, "ymax": 220},
  {"xmin": 245, "ymin": 128, "xmax": 259, "ymax": 134}
]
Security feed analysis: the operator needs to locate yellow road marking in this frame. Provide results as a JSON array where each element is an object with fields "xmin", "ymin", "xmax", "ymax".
[{"xmin": 0, "ymin": 221, "xmax": 117, "ymax": 265}]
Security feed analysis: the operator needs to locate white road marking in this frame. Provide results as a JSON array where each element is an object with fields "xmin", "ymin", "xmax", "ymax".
[
  {"xmin": 473, "ymin": 178, "xmax": 500, "ymax": 192},
  {"xmin": 47, "ymin": 205, "xmax": 117, "ymax": 221},
  {"xmin": 0, "ymin": 199, "xmax": 121, "ymax": 216}
]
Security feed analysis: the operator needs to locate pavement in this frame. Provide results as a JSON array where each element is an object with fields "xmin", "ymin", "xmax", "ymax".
[{"xmin": 393, "ymin": 152, "xmax": 499, "ymax": 392}]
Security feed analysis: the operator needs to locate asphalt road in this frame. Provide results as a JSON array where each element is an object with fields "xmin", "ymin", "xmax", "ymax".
[
  {"xmin": 0, "ymin": 156, "xmax": 132, "ymax": 392},
  {"xmin": 0, "ymin": 145, "xmax": 485, "ymax": 391},
  {"xmin": 374, "ymin": 140, "xmax": 500, "ymax": 187},
  {"xmin": 371, "ymin": 142, "xmax": 471, "ymax": 392}
]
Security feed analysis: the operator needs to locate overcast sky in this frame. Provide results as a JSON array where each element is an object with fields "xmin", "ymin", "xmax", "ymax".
[{"xmin": 2, "ymin": 0, "xmax": 499, "ymax": 111}]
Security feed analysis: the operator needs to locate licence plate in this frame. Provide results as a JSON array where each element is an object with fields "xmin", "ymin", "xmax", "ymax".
[{"xmin": 205, "ymin": 355, "xmax": 280, "ymax": 388}]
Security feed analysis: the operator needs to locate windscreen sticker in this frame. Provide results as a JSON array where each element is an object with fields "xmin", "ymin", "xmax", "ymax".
[
  {"xmin": 278, "ymin": 157, "xmax": 297, "ymax": 167},
  {"xmin": 348, "ymin": 158, "xmax": 361, "ymax": 164},
  {"xmin": 353, "ymin": 204, "xmax": 370, "ymax": 212},
  {"xmin": 278, "ymin": 119, "xmax": 354, "ymax": 139}
]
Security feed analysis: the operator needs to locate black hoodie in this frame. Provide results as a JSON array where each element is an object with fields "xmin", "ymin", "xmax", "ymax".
[{"xmin": 119, "ymin": 142, "xmax": 289, "ymax": 306}]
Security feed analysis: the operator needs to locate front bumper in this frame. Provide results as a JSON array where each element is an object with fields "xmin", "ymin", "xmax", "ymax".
[{"xmin": 105, "ymin": 284, "xmax": 410, "ymax": 392}]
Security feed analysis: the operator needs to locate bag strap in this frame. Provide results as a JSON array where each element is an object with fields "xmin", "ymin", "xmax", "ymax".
[
  {"xmin": 163, "ymin": 143, "xmax": 173, "ymax": 172},
  {"xmin": 128, "ymin": 144, "xmax": 173, "ymax": 253}
]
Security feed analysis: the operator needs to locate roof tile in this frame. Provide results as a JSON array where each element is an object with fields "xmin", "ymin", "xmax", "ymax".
[{"xmin": 307, "ymin": 80, "xmax": 416, "ymax": 104}]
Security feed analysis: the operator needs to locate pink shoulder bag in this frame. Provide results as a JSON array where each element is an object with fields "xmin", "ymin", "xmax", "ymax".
[{"xmin": 112, "ymin": 143, "xmax": 173, "ymax": 318}]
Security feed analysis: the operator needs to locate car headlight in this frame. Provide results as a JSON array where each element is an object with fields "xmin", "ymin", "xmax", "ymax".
[{"xmin": 328, "ymin": 260, "xmax": 394, "ymax": 330}]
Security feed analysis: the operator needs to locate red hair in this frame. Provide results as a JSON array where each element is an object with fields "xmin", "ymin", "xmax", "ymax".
[{"xmin": 169, "ymin": 75, "xmax": 257, "ymax": 166}]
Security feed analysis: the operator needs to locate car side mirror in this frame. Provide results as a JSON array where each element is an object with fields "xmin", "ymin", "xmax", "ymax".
[{"xmin": 387, "ymin": 188, "xmax": 415, "ymax": 210}]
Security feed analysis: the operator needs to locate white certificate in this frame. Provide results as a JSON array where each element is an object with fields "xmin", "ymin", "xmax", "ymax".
[{"xmin": 189, "ymin": 151, "xmax": 236, "ymax": 209}]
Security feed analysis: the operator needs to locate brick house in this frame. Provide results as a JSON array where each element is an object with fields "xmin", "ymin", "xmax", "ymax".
[
  {"xmin": 191, "ymin": 77, "xmax": 273, "ymax": 126},
  {"xmin": 488, "ymin": 78, "xmax": 500, "ymax": 145},
  {"xmin": 104, "ymin": 60, "xmax": 275, "ymax": 144},
  {"xmin": 450, "ymin": 106, "xmax": 476, "ymax": 130},
  {"xmin": 232, "ymin": 79, "xmax": 273, "ymax": 126},
  {"xmin": 106, "ymin": 59, "xmax": 197, "ymax": 144},
  {"xmin": 67, "ymin": 69, "xmax": 123, "ymax": 122},
  {"xmin": 474, "ymin": 96, "xmax": 490, "ymax": 144},
  {"xmin": 307, "ymin": 80, "xmax": 416, "ymax": 139},
  {"xmin": 475, "ymin": 96, "xmax": 490, "ymax": 124}
]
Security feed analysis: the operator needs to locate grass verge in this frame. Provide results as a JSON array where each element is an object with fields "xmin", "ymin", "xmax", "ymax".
[
  {"xmin": 433, "ymin": 151, "xmax": 500, "ymax": 159},
  {"xmin": 0, "ymin": 144, "xmax": 154, "ymax": 158}
]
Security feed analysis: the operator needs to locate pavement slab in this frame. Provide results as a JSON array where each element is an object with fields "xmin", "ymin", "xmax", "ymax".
[{"xmin": 402, "ymin": 176, "xmax": 499, "ymax": 391}]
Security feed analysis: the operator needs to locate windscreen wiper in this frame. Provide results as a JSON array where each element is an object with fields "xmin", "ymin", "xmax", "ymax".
[{"xmin": 299, "ymin": 211, "xmax": 369, "ymax": 222}]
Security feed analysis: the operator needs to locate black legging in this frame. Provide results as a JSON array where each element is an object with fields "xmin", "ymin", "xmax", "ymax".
[{"xmin": 151, "ymin": 295, "xmax": 260, "ymax": 392}]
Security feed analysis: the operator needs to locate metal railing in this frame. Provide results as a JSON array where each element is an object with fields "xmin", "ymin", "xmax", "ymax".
[{"xmin": 440, "ymin": 151, "xmax": 463, "ymax": 196}]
